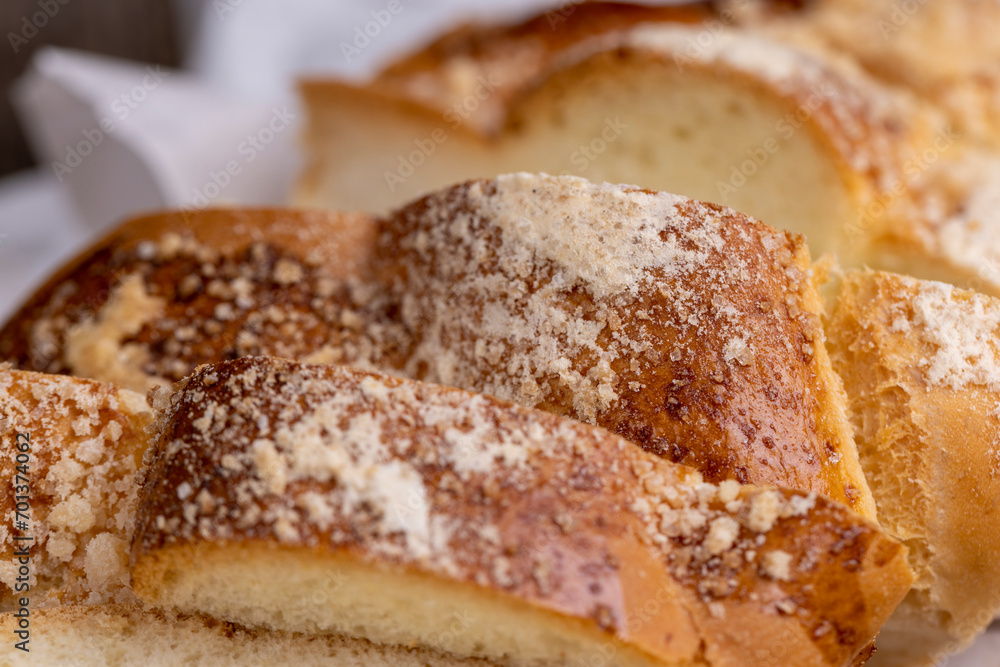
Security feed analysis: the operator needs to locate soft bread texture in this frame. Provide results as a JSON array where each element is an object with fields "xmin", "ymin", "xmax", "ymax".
[
  {"xmin": 0, "ymin": 368, "xmax": 150, "ymax": 610},
  {"xmin": 0, "ymin": 604, "xmax": 496, "ymax": 667},
  {"xmin": 0, "ymin": 208, "xmax": 397, "ymax": 395},
  {"xmin": 379, "ymin": 173, "xmax": 874, "ymax": 519},
  {"xmin": 720, "ymin": 1, "xmax": 1000, "ymax": 298},
  {"xmin": 132, "ymin": 356, "xmax": 912, "ymax": 667},
  {"xmin": 296, "ymin": 22, "xmax": 921, "ymax": 263},
  {"xmin": 0, "ymin": 177, "xmax": 875, "ymax": 522},
  {"xmin": 825, "ymin": 269, "xmax": 1000, "ymax": 666}
]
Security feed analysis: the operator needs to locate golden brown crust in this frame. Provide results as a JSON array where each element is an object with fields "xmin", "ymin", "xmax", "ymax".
[
  {"xmin": 0, "ymin": 369, "xmax": 151, "ymax": 609},
  {"xmin": 132, "ymin": 356, "xmax": 910, "ymax": 667},
  {"xmin": 0, "ymin": 208, "xmax": 403, "ymax": 394},
  {"xmin": 378, "ymin": 174, "xmax": 875, "ymax": 519}
]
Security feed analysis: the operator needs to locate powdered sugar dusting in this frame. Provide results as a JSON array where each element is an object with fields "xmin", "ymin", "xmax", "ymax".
[
  {"xmin": 0, "ymin": 369, "xmax": 150, "ymax": 610},
  {"xmin": 483, "ymin": 173, "xmax": 708, "ymax": 298},
  {"xmin": 381, "ymin": 174, "xmax": 866, "ymax": 514},
  {"xmin": 907, "ymin": 280, "xmax": 1000, "ymax": 391}
]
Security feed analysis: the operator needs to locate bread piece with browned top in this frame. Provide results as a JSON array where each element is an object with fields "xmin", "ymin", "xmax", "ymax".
[
  {"xmin": 131, "ymin": 356, "xmax": 911, "ymax": 667},
  {"xmin": 826, "ymin": 269, "xmax": 1000, "ymax": 666},
  {"xmin": 0, "ymin": 176, "xmax": 877, "ymax": 523},
  {"xmin": 379, "ymin": 173, "xmax": 875, "ymax": 519},
  {"xmin": 0, "ymin": 208, "xmax": 397, "ymax": 395},
  {"xmin": 0, "ymin": 368, "xmax": 151, "ymax": 610}
]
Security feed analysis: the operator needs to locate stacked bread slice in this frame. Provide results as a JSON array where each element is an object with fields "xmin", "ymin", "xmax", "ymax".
[{"xmin": 132, "ymin": 356, "xmax": 912, "ymax": 667}]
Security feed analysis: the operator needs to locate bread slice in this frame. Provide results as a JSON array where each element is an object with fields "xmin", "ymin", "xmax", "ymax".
[
  {"xmin": 380, "ymin": 173, "xmax": 875, "ymax": 520},
  {"xmin": 0, "ymin": 368, "xmax": 151, "ymax": 610},
  {"xmin": 825, "ymin": 269, "xmax": 1000, "ymax": 666},
  {"xmin": 0, "ymin": 208, "xmax": 400, "ymax": 394},
  {"xmin": 296, "ymin": 20, "xmax": 931, "ymax": 266},
  {"xmin": 131, "ymin": 356, "xmax": 912, "ymax": 667},
  {"xmin": 0, "ymin": 604, "xmax": 496, "ymax": 666},
  {"xmin": 369, "ymin": 1, "xmax": 714, "ymax": 136}
]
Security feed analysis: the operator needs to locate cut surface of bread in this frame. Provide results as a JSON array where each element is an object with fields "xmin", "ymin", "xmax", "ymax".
[
  {"xmin": 825, "ymin": 269, "xmax": 1000, "ymax": 666},
  {"xmin": 297, "ymin": 23, "xmax": 912, "ymax": 249},
  {"xmin": 379, "ymin": 173, "xmax": 875, "ymax": 519},
  {"xmin": 0, "ymin": 604, "xmax": 496, "ymax": 667},
  {"xmin": 0, "ymin": 208, "xmax": 396, "ymax": 395},
  {"xmin": 132, "ymin": 356, "xmax": 912, "ymax": 667},
  {"xmin": 296, "ymin": 21, "xmax": 934, "ymax": 267},
  {"xmin": 0, "ymin": 368, "xmax": 151, "ymax": 611}
]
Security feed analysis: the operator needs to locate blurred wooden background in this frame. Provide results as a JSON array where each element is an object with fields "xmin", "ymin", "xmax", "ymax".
[{"xmin": 0, "ymin": 0, "xmax": 180, "ymax": 177}]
